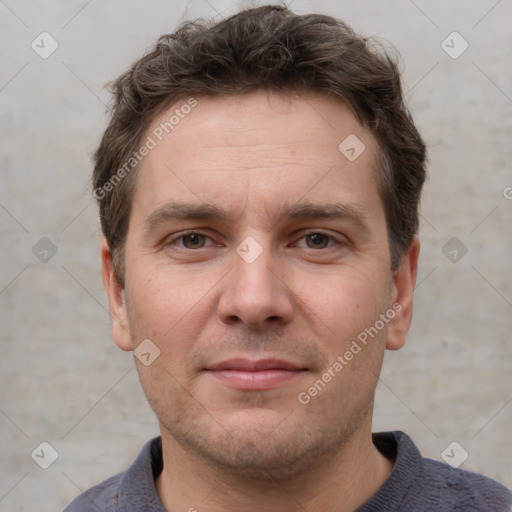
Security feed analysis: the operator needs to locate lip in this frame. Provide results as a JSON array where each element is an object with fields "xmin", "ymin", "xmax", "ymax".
[
  {"xmin": 204, "ymin": 358, "xmax": 307, "ymax": 390},
  {"xmin": 205, "ymin": 358, "xmax": 303, "ymax": 372}
]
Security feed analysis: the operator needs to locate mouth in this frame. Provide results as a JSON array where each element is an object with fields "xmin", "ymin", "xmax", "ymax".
[{"xmin": 203, "ymin": 358, "xmax": 308, "ymax": 391}]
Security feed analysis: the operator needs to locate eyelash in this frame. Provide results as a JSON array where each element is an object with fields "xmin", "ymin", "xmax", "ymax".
[{"xmin": 165, "ymin": 230, "xmax": 344, "ymax": 251}]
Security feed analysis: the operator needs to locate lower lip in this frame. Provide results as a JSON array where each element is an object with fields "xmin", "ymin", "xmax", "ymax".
[{"xmin": 206, "ymin": 369, "xmax": 304, "ymax": 390}]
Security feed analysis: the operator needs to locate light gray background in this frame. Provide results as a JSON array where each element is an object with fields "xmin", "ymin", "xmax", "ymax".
[{"xmin": 1, "ymin": 0, "xmax": 511, "ymax": 510}]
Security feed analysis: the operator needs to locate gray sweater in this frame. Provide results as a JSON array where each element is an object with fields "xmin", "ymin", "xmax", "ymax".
[{"xmin": 63, "ymin": 431, "xmax": 511, "ymax": 511}]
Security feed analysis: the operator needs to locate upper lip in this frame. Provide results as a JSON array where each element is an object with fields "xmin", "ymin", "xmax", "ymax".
[{"xmin": 205, "ymin": 358, "xmax": 305, "ymax": 372}]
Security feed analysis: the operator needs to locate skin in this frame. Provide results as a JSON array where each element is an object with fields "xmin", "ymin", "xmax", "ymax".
[{"xmin": 102, "ymin": 90, "xmax": 419, "ymax": 511}]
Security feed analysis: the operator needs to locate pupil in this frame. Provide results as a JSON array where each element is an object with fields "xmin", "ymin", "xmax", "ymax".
[
  {"xmin": 309, "ymin": 233, "xmax": 327, "ymax": 248},
  {"xmin": 185, "ymin": 234, "xmax": 203, "ymax": 248}
]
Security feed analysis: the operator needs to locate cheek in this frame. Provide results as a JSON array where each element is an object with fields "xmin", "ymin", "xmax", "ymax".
[
  {"xmin": 297, "ymin": 265, "xmax": 391, "ymax": 345},
  {"xmin": 126, "ymin": 259, "xmax": 208, "ymax": 325}
]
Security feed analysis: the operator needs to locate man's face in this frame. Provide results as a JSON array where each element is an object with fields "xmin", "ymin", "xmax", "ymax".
[{"xmin": 103, "ymin": 90, "xmax": 417, "ymax": 477}]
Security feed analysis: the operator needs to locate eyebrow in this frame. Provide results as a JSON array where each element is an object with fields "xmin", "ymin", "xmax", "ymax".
[
  {"xmin": 280, "ymin": 202, "xmax": 366, "ymax": 222},
  {"xmin": 144, "ymin": 203, "xmax": 226, "ymax": 232},
  {"xmin": 143, "ymin": 201, "xmax": 369, "ymax": 233}
]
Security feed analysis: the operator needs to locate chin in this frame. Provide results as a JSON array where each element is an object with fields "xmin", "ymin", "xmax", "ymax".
[
  {"xmin": 186, "ymin": 432, "xmax": 317, "ymax": 480},
  {"xmin": 162, "ymin": 408, "xmax": 352, "ymax": 481}
]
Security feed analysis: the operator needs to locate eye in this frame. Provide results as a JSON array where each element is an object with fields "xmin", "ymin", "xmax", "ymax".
[
  {"xmin": 180, "ymin": 233, "xmax": 207, "ymax": 249},
  {"xmin": 162, "ymin": 230, "xmax": 221, "ymax": 260},
  {"xmin": 304, "ymin": 232, "xmax": 331, "ymax": 249},
  {"xmin": 293, "ymin": 232, "xmax": 339, "ymax": 250}
]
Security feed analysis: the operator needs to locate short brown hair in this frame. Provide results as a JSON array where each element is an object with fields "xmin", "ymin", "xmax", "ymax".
[{"xmin": 93, "ymin": 4, "xmax": 426, "ymax": 286}]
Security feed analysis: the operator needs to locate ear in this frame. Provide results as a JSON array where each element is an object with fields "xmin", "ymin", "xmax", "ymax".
[
  {"xmin": 386, "ymin": 235, "xmax": 420, "ymax": 351},
  {"xmin": 101, "ymin": 238, "xmax": 133, "ymax": 351}
]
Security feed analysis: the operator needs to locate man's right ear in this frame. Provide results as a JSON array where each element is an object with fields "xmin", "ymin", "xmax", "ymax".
[{"xmin": 101, "ymin": 238, "xmax": 133, "ymax": 351}]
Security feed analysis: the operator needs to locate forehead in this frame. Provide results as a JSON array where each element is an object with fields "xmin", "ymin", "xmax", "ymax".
[
  {"xmin": 147, "ymin": 90, "xmax": 372, "ymax": 160},
  {"xmin": 132, "ymin": 90, "xmax": 382, "ymax": 225}
]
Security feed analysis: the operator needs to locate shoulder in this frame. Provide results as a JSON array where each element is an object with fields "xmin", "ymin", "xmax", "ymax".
[
  {"xmin": 366, "ymin": 431, "xmax": 511, "ymax": 512},
  {"xmin": 418, "ymin": 456, "xmax": 512, "ymax": 511},
  {"xmin": 62, "ymin": 436, "xmax": 163, "ymax": 512},
  {"xmin": 62, "ymin": 472, "xmax": 122, "ymax": 511}
]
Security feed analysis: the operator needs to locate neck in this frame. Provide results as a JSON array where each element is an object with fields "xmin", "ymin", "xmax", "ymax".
[{"xmin": 156, "ymin": 419, "xmax": 394, "ymax": 512}]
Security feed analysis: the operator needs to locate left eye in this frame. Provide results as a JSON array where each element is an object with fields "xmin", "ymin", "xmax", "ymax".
[{"xmin": 298, "ymin": 233, "xmax": 334, "ymax": 249}]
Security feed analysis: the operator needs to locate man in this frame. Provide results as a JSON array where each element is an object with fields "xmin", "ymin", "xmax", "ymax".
[{"xmin": 64, "ymin": 5, "xmax": 511, "ymax": 511}]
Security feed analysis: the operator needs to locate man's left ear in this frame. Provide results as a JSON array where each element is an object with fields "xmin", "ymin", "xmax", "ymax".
[{"xmin": 386, "ymin": 235, "xmax": 420, "ymax": 351}]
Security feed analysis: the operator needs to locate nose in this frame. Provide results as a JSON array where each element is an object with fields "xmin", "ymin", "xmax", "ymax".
[{"xmin": 217, "ymin": 240, "xmax": 294, "ymax": 330}]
